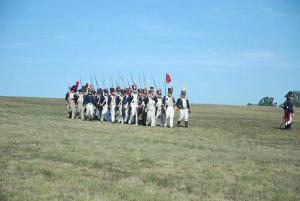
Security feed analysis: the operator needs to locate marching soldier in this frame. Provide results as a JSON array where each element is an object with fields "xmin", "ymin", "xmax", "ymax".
[
  {"xmin": 163, "ymin": 87, "xmax": 176, "ymax": 128},
  {"xmin": 76, "ymin": 89, "xmax": 85, "ymax": 120},
  {"xmin": 128, "ymin": 84, "xmax": 138, "ymax": 125},
  {"xmin": 145, "ymin": 87, "xmax": 157, "ymax": 127},
  {"xmin": 280, "ymin": 91, "xmax": 296, "ymax": 129},
  {"xmin": 65, "ymin": 90, "xmax": 71, "ymax": 118},
  {"xmin": 138, "ymin": 89, "xmax": 146, "ymax": 125},
  {"xmin": 68, "ymin": 85, "xmax": 78, "ymax": 119},
  {"xmin": 100, "ymin": 89, "xmax": 109, "ymax": 122},
  {"xmin": 116, "ymin": 87, "xmax": 124, "ymax": 123},
  {"xmin": 108, "ymin": 87, "xmax": 116, "ymax": 123},
  {"xmin": 122, "ymin": 88, "xmax": 131, "ymax": 124},
  {"xmin": 83, "ymin": 90, "xmax": 95, "ymax": 120},
  {"xmin": 176, "ymin": 88, "xmax": 191, "ymax": 127},
  {"xmin": 155, "ymin": 89, "xmax": 163, "ymax": 126}
]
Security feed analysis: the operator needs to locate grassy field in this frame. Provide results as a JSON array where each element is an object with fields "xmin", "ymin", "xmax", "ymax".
[{"xmin": 0, "ymin": 96, "xmax": 299, "ymax": 201}]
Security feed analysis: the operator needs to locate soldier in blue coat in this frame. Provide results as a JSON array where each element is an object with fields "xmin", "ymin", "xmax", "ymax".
[
  {"xmin": 280, "ymin": 91, "xmax": 296, "ymax": 129},
  {"xmin": 176, "ymin": 89, "xmax": 191, "ymax": 127}
]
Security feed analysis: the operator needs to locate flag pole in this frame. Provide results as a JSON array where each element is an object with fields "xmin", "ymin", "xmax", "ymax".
[{"xmin": 164, "ymin": 73, "xmax": 167, "ymax": 98}]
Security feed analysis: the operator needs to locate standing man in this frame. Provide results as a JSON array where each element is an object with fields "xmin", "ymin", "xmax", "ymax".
[
  {"xmin": 108, "ymin": 87, "xmax": 116, "ymax": 123},
  {"xmin": 68, "ymin": 85, "xmax": 78, "ymax": 119},
  {"xmin": 146, "ymin": 87, "xmax": 157, "ymax": 127},
  {"xmin": 163, "ymin": 87, "xmax": 176, "ymax": 128},
  {"xmin": 155, "ymin": 89, "xmax": 163, "ymax": 126},
  {"xmin": 122, "ymin": 88, "xmax": 131, "ymax": 124},
  {"xmin": 83, "ymin": 90, "xmax": 95, "ymax": 121},
  {"xmin": 116, "ymin": 87, "xmax": 124, "ymax": 123},
  {"xmin": 176, "ymin": 88, "xmax": 191, "ymax": 127},
  {"xmin": 129, "ymin": 84, "xmax": 138, "ymax": 125},
  {"xmin": 77, "ymin": 89, "xmax": 85, "ymax": 120},
  {"xmin": 100, "ymin": 89, "xmax": 109, "ymax": 122},
  {"xmin": 280, "ymin": 91, "xmax": 296, "ymax": 129}
]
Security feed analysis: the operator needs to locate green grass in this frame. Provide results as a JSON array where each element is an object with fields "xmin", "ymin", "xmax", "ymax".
[{"xmin": 0, "ymin": 96, "xmax": 299, "ymax": 201}]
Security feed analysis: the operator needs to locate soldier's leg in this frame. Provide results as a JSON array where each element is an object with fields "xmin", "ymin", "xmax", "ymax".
[
  {"xmin": 184, "ymin": 109, "xmax": 189, "ymax": 127},
  {"xmin": 150, "ymin": 110, "xmax": 156, "ymax": 127},
  {"xmin": 177, "ymin": 109, "xmax": 184, "ymax": 126},
  {"xmin": 128, "ymin": 108, "xmax": 134, "ymax": 124},
  {"xmin": 70, "ymin": 101, "xmax": 76, "ymax": 119},
  {"xmin": 164, "ymin": 109, "xmax": 170, "ymax": 127},
  {"xmin": 146, "ymin": 112, "xmax": 151, "ymax": 126},
  {"xmin": 101, "ymin": 108, "xmax": 107, "ymax": 121},
  {"xmin": 111, "ymin": 107, "xmax": 115, "ymax": 123},
  {"xmin": 169, "ymin": 109, "xmax": 174, "ymax": 128},
  {"xmin": 160, "ymin": 111, "xmax": 165, "ymax": 127}
]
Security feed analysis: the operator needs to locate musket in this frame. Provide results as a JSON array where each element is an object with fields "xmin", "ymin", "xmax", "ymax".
[
  {"xmin": 109, "ymin": 75, "xmax": 114, "ymax": 87},
  {"xmin": 94, "ymin": 75, "xmax": 100, "ymax": 89},
  {"xmin": 66, "ymin": 80, "xmax": 71, "ymax": 90},
  {"xmin": 118, "ymin": 73, "xmax": 126, "ymax": 88},
  {"xmin": 100, "ymin": 76, "xmax": 105, "ymax": 88},
  {"xmin": 115, "ymin": 79, "xmax": 120, "ymax": 88},
  {"xmin": 138, "ymin": 73, "xmax": 142, "ymax": 90},
  {"xmin": 151, "ymin": 75, "xmax": 157, "ymax": 89},
  {"xmin": 130, "ymin": 72, "xmax": 135, "ymax": 85},
  {"xmin": 143, "ymin": 72, "xmax": 147, "ymax": 89},
  {"xmin": 90, "ymin": 75, "xmax": 94, "ymax": 89},
  {"xmin": 126, "ymin": 77, "xmax": 130, "ymax": 88},
  {"xmin": 79, "ymin": 76, "xmax": 83, "ymax": 88}
]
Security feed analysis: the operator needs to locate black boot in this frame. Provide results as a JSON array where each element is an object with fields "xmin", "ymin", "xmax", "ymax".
[
  {"xmin": 285, "ymin": 123, "xmax": 292, "ymax": 130},
  {"xmin": 185, "ymin": 121, "xmax": 188, "ymax": 128},
  {"xmin": 177, "ymin": 121, "xmax": 181, "ymax": 126}
]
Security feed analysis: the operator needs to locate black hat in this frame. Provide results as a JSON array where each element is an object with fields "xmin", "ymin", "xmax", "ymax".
[
  {"xmin": 104, "ymin": 89, "xmax": 109, "ymax": 93},
  {"xmin": 110, "ymin": 87, "xmax": 115, "ymax": 93},
  {"xmin": 97, "ymin": 88, "xmax": 103, "ymax": 94},
  {"xmin": 285, "ymin": 91, "xmax": 295, "ymax": 98},
  {"xmin": 70, "ymin": 85, "xmax": 76, "ymax": 92},
  {"xmin": 132, "ymin": 84, "xmax": 137, "ymax": 90},
  {"xmin": 168, "ymin": 87, "xmax": 173, "ymax": 94},
  {"xmin": 116, "ymin": 86, "xmax": 120, "ymax": 92}
]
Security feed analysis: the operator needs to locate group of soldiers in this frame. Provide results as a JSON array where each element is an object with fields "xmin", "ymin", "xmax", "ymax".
[{"xmin": 65, "ymin": 81, "xmax": 191, "ymax": 128}]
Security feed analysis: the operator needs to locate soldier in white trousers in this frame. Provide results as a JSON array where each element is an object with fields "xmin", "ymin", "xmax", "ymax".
[
  {"xmin": 83, "ymin": 90, "xmax": 95, "ymax": 121},
  {"xmin": 146, "ymin": 88, "xmax": 157, "ymax": 127},
  {"xmin": 109, "ymin": 88, "xmax": 116, "ymax": 123},
  {"xmin": 68, "ymin": 86, "xmax": 78, "ymax": 119},
  {"xmin": 155, "ymin": 89, "xmax": 163, "ymax": 126},
  {"xmin": 129, "ymin": 85, "xmax": 138, "ymax": 125},
  {"xmin": 176, "ymin": 89, "xmax": 191, "ymax": 128},
  {"xmin": 163, "ymin": 87, "xmax": 176, "ymax": 128},
  {"xmin": 76, "ymin": 90, "xmax": 85, "ymax": 120},
  {"xmin": 101, "ymin": 89, "xmax": 109, "ymax": 122},
  {"xmin": 116, "ymin": 88, "xmax": 124, "ymax": 123}
]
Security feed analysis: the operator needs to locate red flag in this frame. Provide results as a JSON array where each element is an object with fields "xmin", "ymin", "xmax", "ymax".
[{"xmin": 166, "ymin": 73, "xmax": 171, "ymax": 84}]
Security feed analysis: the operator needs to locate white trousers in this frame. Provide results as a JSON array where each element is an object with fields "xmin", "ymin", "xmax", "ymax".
[
  {"xmin": 146, "ymin": 109, "xmax": 156, "ymax": 127},
  {"xmin": 110, "ymin": 106, "xmax": 116, "ymax": 123},
  {"xmin": 101, "ymin": 107, "xmax": 108, "ymax": 121},
  {"xmin": 85, "ymin": 103, "xmax": 94, "ymax": 120},
  {"xmin": 129, "ymin": 106, "xmax": 138, "ymax": 125},
  {"xmin": 164, "ymin": 107, "xmax": 174, "ymax": 128},
  {"xmin": 179, "ymin": 109, "xmax": 189, "ymax": 122}
]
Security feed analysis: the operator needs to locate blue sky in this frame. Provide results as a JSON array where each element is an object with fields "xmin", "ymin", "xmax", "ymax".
[{"xmin": 0, "ymin": 0, "xmax": 299, "ymax": 105}]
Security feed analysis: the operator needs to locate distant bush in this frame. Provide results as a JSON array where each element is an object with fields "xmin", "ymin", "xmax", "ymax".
[{"xmin": 258, "ymin": 97, "xmax": 277, "ymax": 106}]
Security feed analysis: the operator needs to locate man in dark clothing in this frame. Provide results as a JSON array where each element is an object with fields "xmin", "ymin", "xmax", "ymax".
[{"xmin": 280, "ymin": 91, "xmax": 296, "ymax": 129}]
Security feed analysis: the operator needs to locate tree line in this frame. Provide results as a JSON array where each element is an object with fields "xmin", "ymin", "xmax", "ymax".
[{"xmin": 247, "ymin": 91, "xmax": 299, "ymax": 107}]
